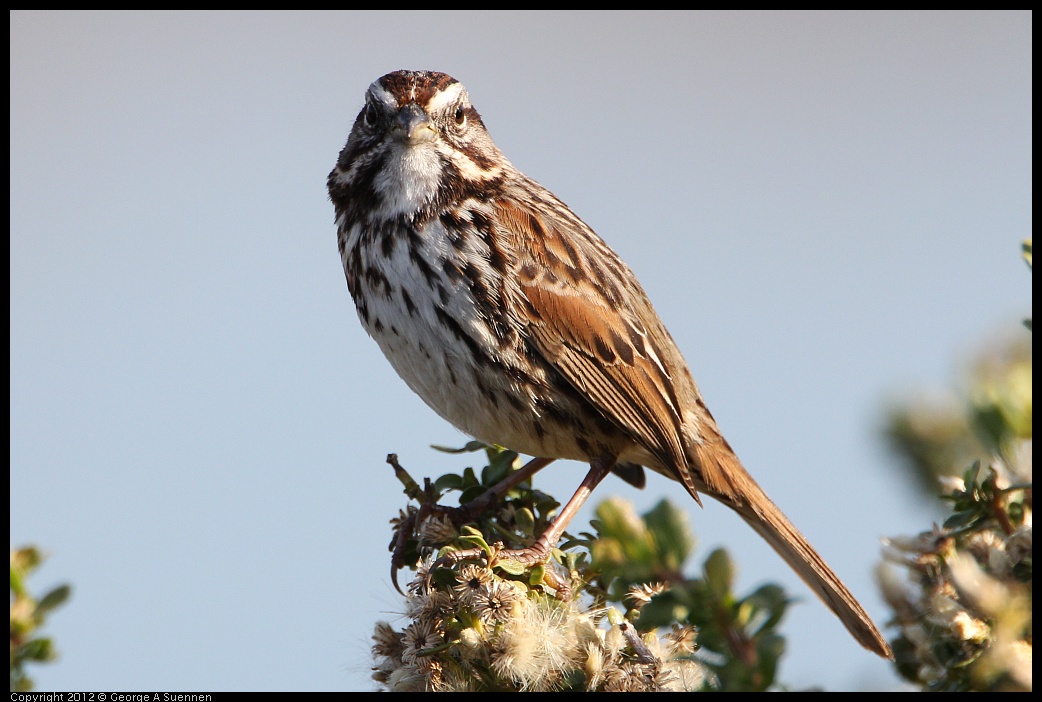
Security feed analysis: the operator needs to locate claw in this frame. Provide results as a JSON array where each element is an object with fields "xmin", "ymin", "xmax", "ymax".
[{"xmin": 389, "ymin": 508, "xmax": 420, "ymax": 595}]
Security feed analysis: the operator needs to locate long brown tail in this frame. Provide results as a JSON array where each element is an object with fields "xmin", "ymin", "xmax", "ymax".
[{"xmin": 689, "ymin": 437, "xmax": 894, "ymax": 660}]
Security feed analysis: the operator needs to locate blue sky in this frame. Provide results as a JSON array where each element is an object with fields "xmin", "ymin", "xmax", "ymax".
[{"xmin": 10, "ymin": 11, "xmax": 1031, "ymax": 691}]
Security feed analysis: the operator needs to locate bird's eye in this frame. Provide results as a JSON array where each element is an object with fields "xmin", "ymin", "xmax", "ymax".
[
  {"xmin": 363, "ymin": 101, "xmax": 378, "ymax": 128},
  {"xmin": 454, "ymin": 104, "xmax": 467, "ymax": 127}
]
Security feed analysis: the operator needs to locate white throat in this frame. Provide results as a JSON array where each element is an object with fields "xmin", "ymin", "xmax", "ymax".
[{"xmin": 373, "ymin": 141, "xmax": 443, "ymax": 217}]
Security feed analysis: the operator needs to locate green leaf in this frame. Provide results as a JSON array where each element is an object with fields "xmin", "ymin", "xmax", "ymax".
[
  {"xmin": 36, "ymin": 584, "xmax": 72, "ymax": 615},
  {"xmin": 753, "ymin": 630, "xmax": 786, "ymax": 688},
  {"xmin": 433, "ymin": 473, "xmax": 465, "ymax": 493},
  {"xmin": 432, "ymin": 440, "xmax": 488, "ymax": 454},
  {"xmin": 495, "ymin": 558, "xmax": 527, "ymax": 576},
  {"xmin": 19, "ymin": 637, "xmax": 54, "ymax": 663},
  {"xmin": 635, "ymin": 591, "xmax": 690, "ymax": 630},
  {"xmin": 514, "ymin": 507, "xmax": 535, "ymax": 537},
  {"xmin": 962, "ymin": 460, "xmax": 982, "ymax": 488},
  {"xmin": 459, "ymin": 524, "xmax": 485, "ymax": 539},
  {"xmin": 703, "ymin": 548, "xmax": 735, "ymax": 597},
  {"xmin": 644, "ymin": 499, "xmax": 694, "ymax": 571},
  {"xmin": 742, "ymin": 584, "xmax": 790, "ymax": 632},
  {"xmin": 595, "ymin": 498, "xmax": 647, "ymax": 542},
  {"xmin": 943, "ymin": 510, "xmax": 978, "ymax": 529},
  {"xmin": 482, "ymin": 448, "xmax": 518, "ymax": 487},
  {"xmin": 458, "ymin": 485, "xmax": 488, "ymax": 505},
  {"xmin": 10, "ymin": 567, "xmax": 26, "ymax": 598},
  {"xmin": 458, "ymin": 525, "xmax": 491, "ymax": 556},
  {"xmin": 428, "ymin": 562, "xmax": 460, "ymax": 589}
]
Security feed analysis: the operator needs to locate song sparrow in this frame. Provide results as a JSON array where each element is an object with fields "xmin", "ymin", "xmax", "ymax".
[{"xmin": 328, "ymin": 70, "xmax": 892, "ymax": 659}]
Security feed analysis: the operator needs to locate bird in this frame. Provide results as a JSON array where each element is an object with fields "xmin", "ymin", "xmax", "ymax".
[{"xmin": 327, "ymin": 69, "xmax": 893, "ymax": 660}]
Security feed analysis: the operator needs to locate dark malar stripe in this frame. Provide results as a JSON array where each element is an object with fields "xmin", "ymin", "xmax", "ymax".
[{"xmin": 454, "ymin": 135, "xmax": 498, "ymax": 172}]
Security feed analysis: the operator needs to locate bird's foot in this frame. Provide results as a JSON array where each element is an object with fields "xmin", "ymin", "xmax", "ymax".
[{"xmin": 389, "ymin": 501, "xmax": 475, "ymax": 594}]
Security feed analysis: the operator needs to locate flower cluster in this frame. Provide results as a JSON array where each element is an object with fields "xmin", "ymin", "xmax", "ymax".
[
  {"xmin": 373, "ymin": 447, "xmax": 713, "ymax": 691},
  {"xmin": 878, "ymin": 457, "xmax": 1032, "ymax": 691},
  {"xmin": 371, "ymin": 545, "xmax": 710, "ymax": 692}
]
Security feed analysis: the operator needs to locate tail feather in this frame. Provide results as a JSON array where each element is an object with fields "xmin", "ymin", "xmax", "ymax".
[
  {"xmin": 689, "ymin": 439, "xmax": 893, "ymax": 660},
  {"xmin": 733, "ymin": 493, "xmax": 893, "ymax": 659}
]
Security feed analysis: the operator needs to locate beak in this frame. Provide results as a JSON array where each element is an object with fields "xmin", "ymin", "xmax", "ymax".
[{"xmin": 394, "ymin": 103, "xmax": 435, "ymax": 142}]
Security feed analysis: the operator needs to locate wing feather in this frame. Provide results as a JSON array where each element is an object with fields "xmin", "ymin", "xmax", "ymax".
[{"xmin": 493, "ymin": 198, "xmax": 693, "ymax": 487}]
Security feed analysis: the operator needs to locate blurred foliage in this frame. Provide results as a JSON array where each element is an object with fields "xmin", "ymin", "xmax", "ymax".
[
  {"xmin": 10, "ymin": 546, "xmax": 71, "ymax": 692},
  {"xmin": 878, "ymin": 463, "xmax": 1032, "ymax": 691},
  {"xmin": 883, "ymin": 335, "xmax": 1031, "ymax": 498},
  {"xmin": 373, "ymin": 444, "xmax": 793, "ymax": 691},
  {"xmin": 877, "ymin": 240, "xmax": 1032, "ymax": 691},
  {"xmin": 884, "ymin": 240, "xmax": 1032, "ymax": 499}
]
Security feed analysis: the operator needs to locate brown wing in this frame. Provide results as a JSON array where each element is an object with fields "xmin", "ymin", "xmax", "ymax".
[
  {"xmin": 491, "ymin": 198, "xmax": 894, "ymax": 660},
  {"xmin": 493, "ymin": 198, "xmax": 703, "ymax": 501}
]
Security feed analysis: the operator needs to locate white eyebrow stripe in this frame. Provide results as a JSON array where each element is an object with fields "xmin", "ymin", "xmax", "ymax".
[
  {"xmin": 426, "ymin": 82, "xmax": 466, "ymax": 112},
  {"xmin": 367, "ymin": 81, "xmax": 397, "ymax": 108}
]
